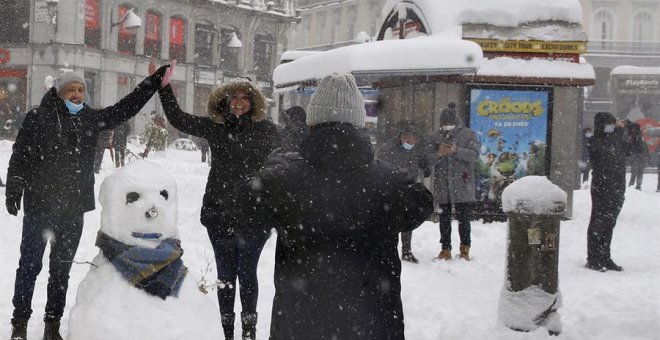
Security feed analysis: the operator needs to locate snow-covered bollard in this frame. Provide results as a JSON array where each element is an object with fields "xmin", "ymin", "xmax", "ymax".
[{"xmin": 497, "ymin": 176, "xmax": 566, "ymax": 336}]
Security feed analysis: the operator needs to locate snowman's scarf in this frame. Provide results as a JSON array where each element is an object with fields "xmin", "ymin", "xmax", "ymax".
[{"xmin": 96, "ymin": 232, "xmax": 188, "ymax": 300}]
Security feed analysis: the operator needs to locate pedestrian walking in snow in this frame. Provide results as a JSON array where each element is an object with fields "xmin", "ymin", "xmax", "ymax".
[
  {"xmin": 93, "ymin": 127, "xmax": 113, "ymax": 174},
  {"xmin": 625, "ymin": 119, "xmax": 647, "ymax": 190},
  {"xmin": 112, "ymin": 120, "xmax": 131, "ymax": 167},
  {"xmin": 230, "ymin": 73, "xmax": 434, "ymax": 340},
  {"xmin": 579, "ymin": 127, "xmax": 593, "ymax": 183},
  {"xmin": 376, "ymin": 119, "xmax": 426, "ymax": 263},
  {"xmin": 5, "ymin": 65, "xmax": 169, "ymax": 340},
  {"xmin": 422, "ymin": 102, "xmax": 480, "ymax": 261},
  {"xmin": 586, "ymin": 112, "xmax": 633, "ymax": 272},
  {"xmin": 158, "ymin": 73, "xmax": 280, "ymax": 340}
]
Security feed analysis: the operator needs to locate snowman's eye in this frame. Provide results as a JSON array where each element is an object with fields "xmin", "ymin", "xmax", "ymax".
[
  {"xmin": 126, "ymin": 192, "xmax": 140, "ymax": 204},
  {"xmin": 160, "ymin": 190, "xmax": 169, "ymax": 200}
]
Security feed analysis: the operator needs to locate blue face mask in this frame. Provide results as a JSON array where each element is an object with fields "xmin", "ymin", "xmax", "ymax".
[
  {"xmin": 64, "ymin": 100, "xmax": 84, "ymax": 114},
  {"xmin": 402, "ymin": 142, "xmax": 415, "ymax": 150},
  {"xmin": 603, "ymin": 124, "xmax": 615, "ymax": 133}
]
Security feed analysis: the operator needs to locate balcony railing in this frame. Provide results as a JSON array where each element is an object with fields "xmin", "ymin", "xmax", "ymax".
[{"xmin": 587, "ymin": 39, "xmax": 660, "ymax": 56}]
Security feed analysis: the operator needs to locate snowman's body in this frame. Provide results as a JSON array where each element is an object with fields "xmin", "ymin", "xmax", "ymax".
[{"xmin": 68, "ymin": 161, "xmax": 222, "ymax": 339}]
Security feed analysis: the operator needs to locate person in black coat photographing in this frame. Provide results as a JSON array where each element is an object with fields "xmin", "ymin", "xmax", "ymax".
[
  {"xmin": 586, "ymin": 112, "xmax": 633, "ymax": 272},
  {"xmin": 230, "ymin": 74, "xmax": 434, "ymax": 340},
  {"xmin": 5, "ymin": 66, "xmax": 169, "ymax": 339},
  {"xmin": 158, "ymin": 74, "xmax": 280, "ymax": 340}
]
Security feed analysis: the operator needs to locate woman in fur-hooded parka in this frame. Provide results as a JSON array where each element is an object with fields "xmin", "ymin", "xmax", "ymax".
[{"xmin": 158, "ymin": 80, "xmax": 280, "ymax": 339}]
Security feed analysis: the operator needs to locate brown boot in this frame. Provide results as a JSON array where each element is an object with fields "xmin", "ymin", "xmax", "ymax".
[
  {"xmin": 459, "ymin": 244, "xmax": 471, "ymax": 261},
  {"xmin": 437, "ymin": 249, "xmax": 452, "ymax": 260}
]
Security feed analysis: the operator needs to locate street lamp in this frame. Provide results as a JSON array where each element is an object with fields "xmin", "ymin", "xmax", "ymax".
[
  {"xmin": 46, "ymin": 0, "xmax": 59, "ymax": 24},
  {"xmin": 110, "ymin": 8, "xmax": 142, "ymax": 31}
]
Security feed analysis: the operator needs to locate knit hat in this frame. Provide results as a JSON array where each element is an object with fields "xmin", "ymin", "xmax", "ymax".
[
  {"xmin": 397, "ymin": 119, "xmax": 418, "ymax": 136},
  {"xmin": 439, "ymin": 102, "xmax": 458, "ymax": 125},
  {"xmin": 306, "ymin": 73, "xmax": 365, "ymax": 127},
  {"xmin": 55, "ymin": 71, "xmax": 86, "ymax": 94}
]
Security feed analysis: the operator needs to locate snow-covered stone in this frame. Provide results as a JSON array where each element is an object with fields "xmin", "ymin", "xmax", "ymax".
[
  {"xmin": 501, "ymin": 176, "xmax": 566, "ymax": 215},
  {"xmin": 498, "ymin": 284, "xmax": 563, "ymax": 334}
]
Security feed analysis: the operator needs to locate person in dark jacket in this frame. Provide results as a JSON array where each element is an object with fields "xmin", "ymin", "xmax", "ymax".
[
  {"xmin": 230, "ymin": 74, "xmax": 434, "ymax": 340},
  {"xmin": 93, "ymin": 128, "xmax": 113, "ymax": 173},
  {"xmin": 158, "ymin": 78, "xmax": 280, "ymax": 340},
  {"xmin": 586, "ymin": 112, "xmax": 633, "ymax": 272},
  {"xmin": 376, "ymin": 119, "xmax": 426, "ymax": 264},
  {"xmin": 5, "ymin": 66, "xmax": 168, "ymax": 340},
  {"xmin": 423, "ymin": 102, "xmax": 480, "ymax": 261},
  {"xmin": 279, "ymin": 105, "xmax": 308, "ymax": 153},
  {"xmin": 625, "ymin": 120, "xmax": 647, "ymax": 190},
  {"xmin": 112, "ymin": 120, "xmax": 131, "ymax": 167}
]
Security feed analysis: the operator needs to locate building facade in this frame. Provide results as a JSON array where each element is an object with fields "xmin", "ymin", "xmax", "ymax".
[
  {"xmin": 0, "ymin": 0, "xmax": 296, "ymax": 137},
  {"xmin": 578, "ymin": 0, "xmax": 660, "ymax": 122},
  {"xmin": 286, "ymin": 0, "xmax": 385, "ymax": 50}
]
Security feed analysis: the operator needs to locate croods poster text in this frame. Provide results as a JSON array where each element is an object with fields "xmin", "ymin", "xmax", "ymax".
[{"xmin": 468, "ymin": 87, "xmax": 551, "ymax": 203}]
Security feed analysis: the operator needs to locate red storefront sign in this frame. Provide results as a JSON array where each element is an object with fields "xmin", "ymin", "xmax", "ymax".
[
  {"xmin": 85, "ymin": 0, "xmax": 100, "ymax": 29},
  {"xmin": 170, "ymin": 17, "xmax": 185, "ymax": 46}
]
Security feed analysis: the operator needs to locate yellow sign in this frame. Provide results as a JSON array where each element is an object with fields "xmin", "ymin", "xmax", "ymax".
[{"xmin": 468, "ymin": 39, "xmax": 587, "ymax": 54}]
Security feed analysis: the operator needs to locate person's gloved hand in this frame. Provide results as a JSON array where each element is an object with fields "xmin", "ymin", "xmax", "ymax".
[
  {"xmin": 145, "ymin": 64, "xmax": 170, "ymax": 89},
  {"xmin": 5, "ymin": 176, "xmax": 25, "ymax": 216},
  {"xmin": 160, "ymin": 60, "xmax": 177, "ymax": 88}
]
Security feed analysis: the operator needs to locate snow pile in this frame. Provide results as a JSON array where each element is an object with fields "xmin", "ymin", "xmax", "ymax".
[
  {"xmin": 501, "ymin": 176, "xmax": 566, "ymax": 215},
  {"xmin": 498, "ymin": 284, "xmax": 563, "ymax": 334},
  {"xmin": 610, "ymin": 65, "xmax": 660, "ymax": 76}
]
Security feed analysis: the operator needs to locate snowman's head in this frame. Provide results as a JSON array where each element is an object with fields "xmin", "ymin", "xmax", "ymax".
[{"xmin": 99, "ymin": 160, "xmax": 179, "ymax": 248}]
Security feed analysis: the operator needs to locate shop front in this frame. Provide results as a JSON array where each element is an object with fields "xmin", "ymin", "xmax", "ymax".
[{"xmin": 0, "ymin": 51, "xmax": 28, "ymax": 141}]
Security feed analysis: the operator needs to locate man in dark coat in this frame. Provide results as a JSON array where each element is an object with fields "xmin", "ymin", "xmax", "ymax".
[
  {"xmin": 376, "ymin": 119, "xmax": 426, "ymax": 263},
  {"xmin": 231, "ymin": 74, "xmax": 434, "ymax": 340},
  {"xmin": 279, "ymin": 105, "xmax": 308, "ymax": 153},
  {"xmin": 586, "ymin": 112, "xmax": 633, "ymax": 272},
  {"xmin": 112, "ymin": 120, "xmax": 131, "ymax": 167},
  {"xmin": 5, "ymin": 66, "xmax": 168, "ymax": 340},
  {"xmin": 158, "ymin": 78, "xmax": 280, "ymax": 340}
]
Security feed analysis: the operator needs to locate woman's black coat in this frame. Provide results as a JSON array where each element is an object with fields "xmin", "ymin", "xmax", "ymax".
[
  {"xmin": 233, "ymin": 124, "xmax": 434, "ymax": 340},
  {"xmin": 6, "ymin": 72, "xmax": 163, "ymax": 215},
  {"xmin": 158, "ymin": 85, "xmax": 280, "ymax": 228}
]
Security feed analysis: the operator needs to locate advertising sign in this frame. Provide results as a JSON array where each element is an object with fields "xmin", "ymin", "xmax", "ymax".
[{"xmin": 469, "ymin": 87, "xmax": 552, "ymax": 210}]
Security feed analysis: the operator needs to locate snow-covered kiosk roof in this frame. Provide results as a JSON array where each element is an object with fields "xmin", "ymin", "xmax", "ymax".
[{"xmin": 273, "ymin": 33, "xmax": 483, "ymax": 89}]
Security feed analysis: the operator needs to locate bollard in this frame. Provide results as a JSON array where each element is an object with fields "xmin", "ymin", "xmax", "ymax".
[{"xmin": 497, "ymin": 176, "xmax": 567, "ymax": 336}]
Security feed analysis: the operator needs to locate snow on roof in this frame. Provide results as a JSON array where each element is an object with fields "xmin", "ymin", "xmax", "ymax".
[
  {"xmin": 501, "ymin": 176, "xmax": 567, "ymax": 215},
  {"xmin": 273, "ymin": 34, "xmax": 483, "ymax": 86},
  {"xmin": 383, "ymin": 0, "xmax": 583, "ymax": 34},
  {"xmin": 610, "ymin": 66, "xmax": 660, "ymax": 76},
  {"xmin": 279, "ymin": 50, "xmax": 324, "ymax": 63},
  {"xmin": 478, "ymin": 57, "xmax": 595, "ymax": 80}
]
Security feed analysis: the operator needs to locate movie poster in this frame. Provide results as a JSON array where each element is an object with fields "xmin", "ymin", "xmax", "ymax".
[{"xmin": 469, "ymin": 87, "xmax": 551, "ymax": 206}]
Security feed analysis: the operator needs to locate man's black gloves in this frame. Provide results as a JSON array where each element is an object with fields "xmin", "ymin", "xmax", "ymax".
[{"xmin": 5, "ymin": 176, "xmax": 24, "ymax": 216}]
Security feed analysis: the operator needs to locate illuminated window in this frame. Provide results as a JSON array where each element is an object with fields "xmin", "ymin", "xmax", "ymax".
[
  {"xmin": 144, "ymin": 10, "xmax": 161, "ymax": 58},
  {"xmin": 169, "ymin": 17, "xmax": 187, "ymax": 62},
  {"xmin": 117, "ymin": 5, "xmax": 137, "ymax": 55},
  {"xmin": 84, "ymin": 0, "xmax": 101, "ymax": 48}
]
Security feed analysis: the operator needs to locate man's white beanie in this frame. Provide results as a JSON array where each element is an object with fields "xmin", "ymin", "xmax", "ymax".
[
  {"xmin": 306, "ymin": 73, "xmax": 365, "ymax": 128},
  {"xmin": 55, "ymin": 70, "xmax": 86, "ymax": 93}
]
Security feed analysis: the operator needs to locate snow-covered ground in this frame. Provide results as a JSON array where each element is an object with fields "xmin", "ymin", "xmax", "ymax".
[{"xmin": 1, "ymin": 140, "xmax": 659, "ymax": 340}]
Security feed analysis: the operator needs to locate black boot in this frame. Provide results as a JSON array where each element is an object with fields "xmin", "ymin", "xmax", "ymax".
[
  {"xmin": 43, "ymin": 318, "xmax": 63, "ymax": 340},
  {"xmin": 241, "ymin": 312, "xmax": 257, "ymax": 340},
  {"xmin": 10, "ymin": 318, "xmax": 28, "ymax": 340},
  {"xmin": 221, "ymin": 312, "xmax": 235, "ymax": 340}
]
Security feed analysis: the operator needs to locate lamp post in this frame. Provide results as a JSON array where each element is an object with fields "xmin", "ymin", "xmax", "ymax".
[{"xmin": 110, "ymin": 8, "xmax": 142, "ymax": 31}]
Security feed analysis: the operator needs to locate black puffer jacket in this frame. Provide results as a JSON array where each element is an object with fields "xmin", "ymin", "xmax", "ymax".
[
  {"xmin": 6, "ymin": 70, "xmax": 164, "ymax": 215},
  {"xmin": 589, "ymin": 112, "xmax": 633, "ymax": 198},
  {"xmin": 158, "ymin": 83, "xmax": 280, "ymax": 228},
  {"xmin": 233, "ymin": 123, "xmax": 434, "ymax": 340}
]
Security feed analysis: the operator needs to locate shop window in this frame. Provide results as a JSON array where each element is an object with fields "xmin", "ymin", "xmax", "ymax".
[
  {"xmin": 195, "ymin": 24, "xmax": 215, "ymax": 66},
  {"xmin": 85, "ymin": 0, "xmax": 102, "ymax": 48},
  {"xmin": 117, "ymin": 5, "xmax": 137, "ymax": 55},
  {"xmin": 0, "ymin": 1, "xmax": 29, "ymax": 43},
  {"xmin": 84, "ymin": 71, "xmax": 98, "ymax": 106},
  {"xmin": 144, "ymin": 10, "xmax": 162, "ymax": 58},
  {"xmin": 117, "ymin": 75, "xmax": 133, "ymax": 98},
  {"xmin": 194, "ymin": 85, "xmax": 212, "ymax": 117},
  {"xmin": 0, "ymin": 69, "xmax": 28, "ymax": 140},
  {"xmin": 169, "ymin": 17, "xmax": 187, "ymax": 62},
  {"xmin": 220, "ymin": 28, "xmax": 240, "ymax": 77}
]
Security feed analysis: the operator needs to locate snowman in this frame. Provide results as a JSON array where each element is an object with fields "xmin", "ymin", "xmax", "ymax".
[{"xmin": 68, "ymin": 161, "xmax": 222, "ymax": 339}]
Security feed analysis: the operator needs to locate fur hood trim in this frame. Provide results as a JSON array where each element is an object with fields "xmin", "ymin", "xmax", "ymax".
[{"xmin": 207, "ymin": 80, "xmax": 268, "ymax": 123}]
